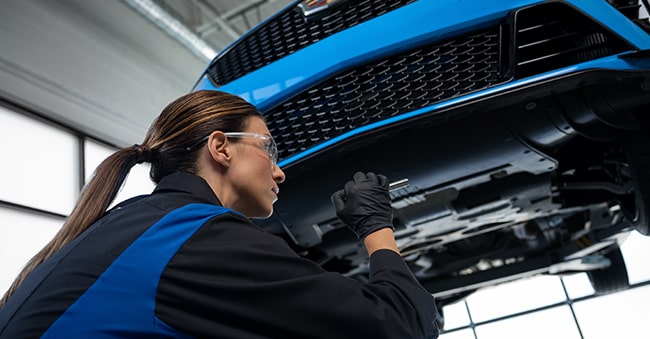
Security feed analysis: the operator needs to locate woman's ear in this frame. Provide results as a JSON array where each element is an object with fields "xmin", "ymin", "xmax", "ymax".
[{"xmin": 207, "ymin": 131, "xmax": 230, "ymax": 167}]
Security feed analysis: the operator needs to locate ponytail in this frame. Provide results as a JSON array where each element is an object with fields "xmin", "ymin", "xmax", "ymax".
[{"xmin": 0, "ymin": 89, "xmax": 261, "ymax": 307}]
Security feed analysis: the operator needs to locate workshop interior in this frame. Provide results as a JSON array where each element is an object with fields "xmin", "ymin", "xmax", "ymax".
[{"xmin": 1, "ymin": 1, "xmax": 650, "ymax": 337}]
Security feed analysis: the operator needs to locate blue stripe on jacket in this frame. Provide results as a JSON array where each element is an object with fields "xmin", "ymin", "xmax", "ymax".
[{"xmin": 42, "ymin": 204, "xmax": 236, "ymax": 338}]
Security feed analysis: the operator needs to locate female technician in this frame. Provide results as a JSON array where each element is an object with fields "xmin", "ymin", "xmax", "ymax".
[{"xmin": 0, "ymin": 90, "xmax": 438, "ymax": 338}]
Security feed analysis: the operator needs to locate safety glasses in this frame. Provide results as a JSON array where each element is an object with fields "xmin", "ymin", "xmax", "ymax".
[
  {"xmin": 186, "ymin": 132, "xmax": 279, "ymax": 164},
  {"xmin": 223, "ymin": 132, "xmax": 278, "ymax": 164}
]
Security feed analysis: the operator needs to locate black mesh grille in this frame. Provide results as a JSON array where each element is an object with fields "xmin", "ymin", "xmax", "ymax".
[
  {"xmin": 207, "ymin": 0, "xmax": 416, "ymax": 86},
  {"xmin": 265, "ymin": 27, "xmax": 504, "ymax": 161},
  {"xmin": 515, "ymin": 2, "xmax": 633, "ymax": 78}
]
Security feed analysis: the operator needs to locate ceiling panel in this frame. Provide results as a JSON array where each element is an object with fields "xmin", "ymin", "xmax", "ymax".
[{"xmin": 152, "ymin": 0, "xmax": 294, "ymax": 55}]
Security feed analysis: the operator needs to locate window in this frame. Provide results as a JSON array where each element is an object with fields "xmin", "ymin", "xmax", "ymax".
[
  {"xmin": 0, "ymin": 102, "xmax": 155, "ymax": 296},
  {"xmin": 439, "ymin": 231, "xmax": 650, "ymax": 338},
  {"xmin": 0, "ymin": 206, "xmax": 63, "ymax": 293},
  {"xmin": 573, "ymin": 285, "xmax": 650, "ymax": 339},
  {"xmin": 474, "ymin": 306, "xmax": 581, "ymax": 339},
  {"xmin": 465, "ymin": 275, "xmax": 567, "ymax": 322},
  {"xmin": 0, "ymin": 105, "xmax": 78, "ymax": 215}
]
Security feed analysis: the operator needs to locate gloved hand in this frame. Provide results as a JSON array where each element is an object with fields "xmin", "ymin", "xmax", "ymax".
[{"xmin": 331, "ymin": 172, "xmax": 394, "ymax": 240}]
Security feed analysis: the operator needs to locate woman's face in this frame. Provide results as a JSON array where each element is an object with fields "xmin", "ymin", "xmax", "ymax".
[{"xmin": 227, "ymin": 116, "xmax": 286, "ymax": 218}]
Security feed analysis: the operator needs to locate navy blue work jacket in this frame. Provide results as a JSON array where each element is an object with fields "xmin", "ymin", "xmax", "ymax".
[{"xmin": 0, "ymin": 172, "xmax": 438, "ymax": 338}]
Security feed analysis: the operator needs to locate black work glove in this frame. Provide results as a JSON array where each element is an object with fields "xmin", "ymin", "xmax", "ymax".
[{"xmin": 331, "ymin": 172, "xmax": 394, "ymax": 240}]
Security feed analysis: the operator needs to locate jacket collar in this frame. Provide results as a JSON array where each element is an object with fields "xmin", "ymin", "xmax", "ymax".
[{"xmin": 153, "ymin": 172, "xmax": 222, "ymax": 206}]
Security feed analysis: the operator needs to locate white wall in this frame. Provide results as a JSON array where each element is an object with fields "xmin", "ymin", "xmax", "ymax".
[{"xmin": 0, "ymin": 0, "xmax": 206, "ymax": 147}]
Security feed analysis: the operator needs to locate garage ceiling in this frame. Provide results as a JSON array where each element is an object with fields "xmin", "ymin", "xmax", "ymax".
[
  {"xmin": 0, "ymin": 0, "xmax": 296, "ymax": 146},
  {"xmin": 132, "ymin": 0, "xmax": 294, "ymax": 61}
]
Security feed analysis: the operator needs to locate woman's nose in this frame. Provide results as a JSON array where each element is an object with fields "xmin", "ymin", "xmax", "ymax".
[{"xmin": 273, "ymin": 164, "xmax": 286, "ymax": 183}]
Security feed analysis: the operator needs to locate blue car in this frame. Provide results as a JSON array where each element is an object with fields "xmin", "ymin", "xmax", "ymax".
[{"xmin": 193, "ymin": 0, "xmax": 650, "ymax": 325}]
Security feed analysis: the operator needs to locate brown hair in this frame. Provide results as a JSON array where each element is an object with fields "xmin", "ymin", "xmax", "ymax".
[{"xmin": 0, "ymin": 90, "xmax": 262, "ymax": 306}]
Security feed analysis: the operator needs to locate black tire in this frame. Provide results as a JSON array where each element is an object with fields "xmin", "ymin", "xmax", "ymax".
[
  {"xmin": 618, "ymin": 115, "xmax": 650, "ymax": 235},
  {"xmin": 587, "ymin": 246, "xmax": 629, "ymax": 294}
]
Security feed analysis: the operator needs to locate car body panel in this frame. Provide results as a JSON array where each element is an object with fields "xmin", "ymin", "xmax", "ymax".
[
  {"xmin": 196, "ymin": 0, "xmax": 650, "ymax": 168},
  {"xmin": 192, "ymin": 0, "xmax": 650, "ymax": 312}
]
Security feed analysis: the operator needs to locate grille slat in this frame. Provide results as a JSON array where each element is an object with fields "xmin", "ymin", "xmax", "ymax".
[
  {"xmin": 515, "ymin": 2, "xmax": 631, "ymax": 78},
  {"xmin": 262, "ymin": 3, "xmax": 638, "ymax": 162},
  {"xmin": 264, "ymin": 28, "xmax": 504, "ymax": 161},
  {"xmin": 207, "ymin": 0, "xmax": 417, "ymax": 86},
  {"xmin": 209, "ymin": 2, "xmax": 638, "ymax": 163}
]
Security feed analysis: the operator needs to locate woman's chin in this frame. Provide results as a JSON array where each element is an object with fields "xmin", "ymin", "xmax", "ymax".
[{"xmin": 248, "ymin": 207, "xmax": 274, "ymax": 220}]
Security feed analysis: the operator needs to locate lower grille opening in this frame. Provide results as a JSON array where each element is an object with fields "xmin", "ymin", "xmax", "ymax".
[
  {"xmin": 515, "ymin": 2, "xmax": 633, "ymax": 79},
  {"xmin": 265, "ymin": 27, "xmax": 506, "ymax": 161}
]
